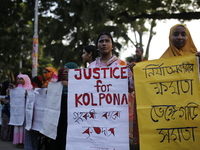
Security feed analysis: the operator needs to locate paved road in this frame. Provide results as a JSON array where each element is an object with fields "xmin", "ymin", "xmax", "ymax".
[{"xmin": 0, "ymin": 140, "xmax": 23, "ymax": 150}]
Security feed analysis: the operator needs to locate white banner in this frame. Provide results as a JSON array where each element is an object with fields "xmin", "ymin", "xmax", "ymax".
[
  {"xmin": 40, "ymin": 82, "xmax": 63, "ymax": 139},
  {"xmin": 9, "ymin": 88, "xmax": 26, "ymax": 125},
  {"xmin": 25, "ymin": 90, "xmax": 35, "ymax": 130},
  {"xmin": 31, "ymin": 88, "xmax": 47, "ymax": 131},
  {"xmin": 67, "ymin": 67, "xmax": 129, "ymax": 150}
]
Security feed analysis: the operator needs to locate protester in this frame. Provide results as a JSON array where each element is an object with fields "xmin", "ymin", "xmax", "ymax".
[
  {"xmin": 128, "ymin": 48, "xmax": 147, "ymax": 150},
  {"xmin": 38, "ymin": 67, "xmax": 58, "ymax": 150},
  {"xmin": 88, "ymin": 32, "xmax": 133, "ymax": 90},
  {"xmin": 13, "ymin": 74, "xmax": 33, "ymax": 148},
  {"xmin": 128, "ymin": 47, "xmax": 148, "ymax": 150},
  {"xmin": 0, "ymin": 81, "xmax": 14, "ymax": 141},
  {"xmin": 132, "ymin": 47, "xmax": 146, "ymax": 63},
  {"xmin": 54, "ymin": 62, "xmax": 78, "ymax": 150},
  {"xmin": 127, "ymin": 47, "xmax": 146, "ymax": 72},
  {"xmin": 89, "ymin": 33, "xmax": 126, "ymax": 66},
  {"xmin": 31, "ymin": 76, "xmax": 43, "ymax": 88},
  {"xmin": 160, "ymin": 24, "xmax": 197, "ymax": 58},
  {"xmin": 42, "ymin": 67, "xmax": 58, "ymax": 88},
  {"xmin": 23, "ymin": 76, "xmax": 44, "ymax": 150},
  {"xmin": 57, "ymin": 68, "xmax": 65, "ymax": 81},
  {"xmin": 88, "ymin": 32, "xmax": 134, "ymax": 149},
  {"xmin": 82, "ymin": 45, "xmax": 98, "ymax": 65}
]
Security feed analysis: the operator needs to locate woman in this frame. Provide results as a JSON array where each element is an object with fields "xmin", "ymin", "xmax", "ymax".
[
  {"xmin": 39, "ymin": 67, "xmax": 58, "ymax": 150},
  {"xmin": 82, "ymin": 45, "xmax": 98, "ymax": 64},
  {"xmin": 24, "ymin": 76, "xmax": 44, "ymax": 150},
  {"xmin": 88, "ymin": 32, "xmax": 133, "ymax": 91},
  {"xmin": 31, "ymin": 76, "xmax": 43, "ymax": 88},
  {"xmin": 42, "ymin": 67, "xmax": 58, "ymax": 88},
  {"xmin": 160, "ymin": 24, "xmax": 197, "ymax": 58},
  {"xmin": 88, "ymin": 33, "xmax": 127, "ymax": 67},
  {"xmin": 54, "ymin": 62, "xmax": 78, "ymax": 150},
  {"xmin": 13, "ymin": 74, "xmax": 33, "ymax": 148},
  {"xmin": 88, "ymin": 32, "xmax": 135, "ymax": 149},
  {"xmin": 0, "ymin": 81, "xmax": 14, "ymax": 141},
  {"xmin": 57, "ymin": 68, "xmax": 65, "ymax": 81}
]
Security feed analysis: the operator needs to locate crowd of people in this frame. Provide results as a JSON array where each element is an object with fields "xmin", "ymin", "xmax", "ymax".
[{"xmin": 0, "ymin": 24, "xmax": 200, "ymax": 150}]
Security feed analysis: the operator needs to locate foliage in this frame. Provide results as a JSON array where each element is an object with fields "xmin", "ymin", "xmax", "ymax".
[{"xmin": 0, "ymin": 0, "xmax": 200, "ymax": 83}]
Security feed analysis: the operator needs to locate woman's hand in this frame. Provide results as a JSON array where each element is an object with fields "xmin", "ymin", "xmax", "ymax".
[
  {"xmin": 61, "ymin": 81, "xmax": 68, "ymax": 87},
  {"xmin": 196, "ymin": 51, "xmax": 200, "ymax": 57},
  {"xmin": 41, "ymin": 85, "xmax": 47, "ymax": 88},
  {"xmin": 8, "ymin": 83, "xmax": 15, "ymax": 89},
  {"xmin": 127, "ymin": 62, "xmax": 136, "ymax": 72}
]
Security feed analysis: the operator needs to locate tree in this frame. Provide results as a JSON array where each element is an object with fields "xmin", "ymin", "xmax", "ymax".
[
  {"xmin": 0, "ymin": 0, "xmax": 33, "ymax": 82},
  {"xmin": 1, "ymin": 0, "xmax": 200, "ymax": 83}
]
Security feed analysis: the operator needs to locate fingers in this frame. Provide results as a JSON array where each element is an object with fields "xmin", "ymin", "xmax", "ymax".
[
  {"xmin": 127, "ymin": 62, "xmax": 135, "ymax": 68},
  {"xmin": 196, "ymin": 51, "xmax": 200, "ymax": 57}
]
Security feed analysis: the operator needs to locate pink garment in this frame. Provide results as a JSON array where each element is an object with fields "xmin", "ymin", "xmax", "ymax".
[
  {"xmin": 13, "ymin": 74, "xmax": 32, "ymax": 144},
  {"xmin": 13, "ymin": 126, "xmax": 24, "ymax": 144},
  {"xmin": 88, "ymin": 56, "xmax": 125, "ymax": 67},
  {"xmin": 17, "ymin": 74, "xmax": 33, "ymax": 90},
  {"xmin": 51, "ymin": 73, "xmax": 58, "ymax": 82},
  {"xmin": 17, "ymin": 74, "xmax": 23, "ymax": 88}
]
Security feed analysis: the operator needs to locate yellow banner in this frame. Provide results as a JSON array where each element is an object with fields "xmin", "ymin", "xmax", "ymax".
[{"xmin": 134, "ymin": 54, "xmax": 200, "ymax": 150}]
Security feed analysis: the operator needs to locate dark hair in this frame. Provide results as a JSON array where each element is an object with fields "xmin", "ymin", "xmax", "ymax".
[
  {"xmin": 32, "ymin": 76, "xmax": 43, "ymax": 88},
  {"xmin": 1, "ymin": 81, "xmax": 9, "ymax": 95},
  {"xmin": 83, "ymin": 45, "xmax": 98, "ymax": 61},
  {"xmin": 136, "ymin": 47, "xmax": 144, "ymax": 53},
  {"xmin": 96, "ymin": 32, "xmax": 114, "ymax": 49}
]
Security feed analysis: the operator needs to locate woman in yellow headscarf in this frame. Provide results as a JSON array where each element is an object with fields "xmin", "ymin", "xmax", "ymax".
[
  {"xmin": 42, "ymin": 67, "xmax": 58, "ymax": 88},
  {"xmin": 160, "ymin": 24, "xmax": 197, "ymax": 58}
]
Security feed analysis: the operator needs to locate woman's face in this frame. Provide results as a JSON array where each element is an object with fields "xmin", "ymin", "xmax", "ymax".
[
  {"xmin": 43, "ymin": 69, "xmax": 50, "ymax": 74},
  {"xmin": 171, "ymin": 26, "xmax": 188, "ymax": 49},
  {"xmin": 19, "ymin": 77, "xmax": 25, "ymax": 85},
  {"xmin": 97, "ymin": 35, "xmax": 113, "ymax": 54},
  {"xmin": 16, "ymin": 77, "xmax": 20, "ymax": 84},
  {"xmin": 43, "ymin": 69, "xmax": 52, "ymax": 80},
  {"xmin": 135, "ymin": 48, "xmax": 143, "ymax": 57},
  {"xmin": 82, "ymin": 49, "xmax": 91, "ymax": 63}
]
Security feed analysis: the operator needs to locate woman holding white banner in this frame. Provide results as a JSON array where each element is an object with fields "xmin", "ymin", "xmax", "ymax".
[
  {"xmin": 88, "ymin": 32, "xmax": 135, "ymax": 150},
  {"xmin": 38, "ymin": 67, "xmax": 58, "ymax": 150},
  {"xmin": 0, "ymin": 81, "xmax": 14, "ymax": 141},
  {"xmin": 13, "ymin": 74, "xmax": 33, "ymax": 148},
  {"xmin": 42, "ymin": 67, "xmax": 58, "ymax": 88},
  {"xmin": 54, "ymin": 62, "xmax": 78, "ymax": 150}
]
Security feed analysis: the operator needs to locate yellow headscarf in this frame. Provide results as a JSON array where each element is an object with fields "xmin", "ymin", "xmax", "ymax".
[{"xmin": 160, "ymin": 24, "xmax": 197, "ymax": 58}]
